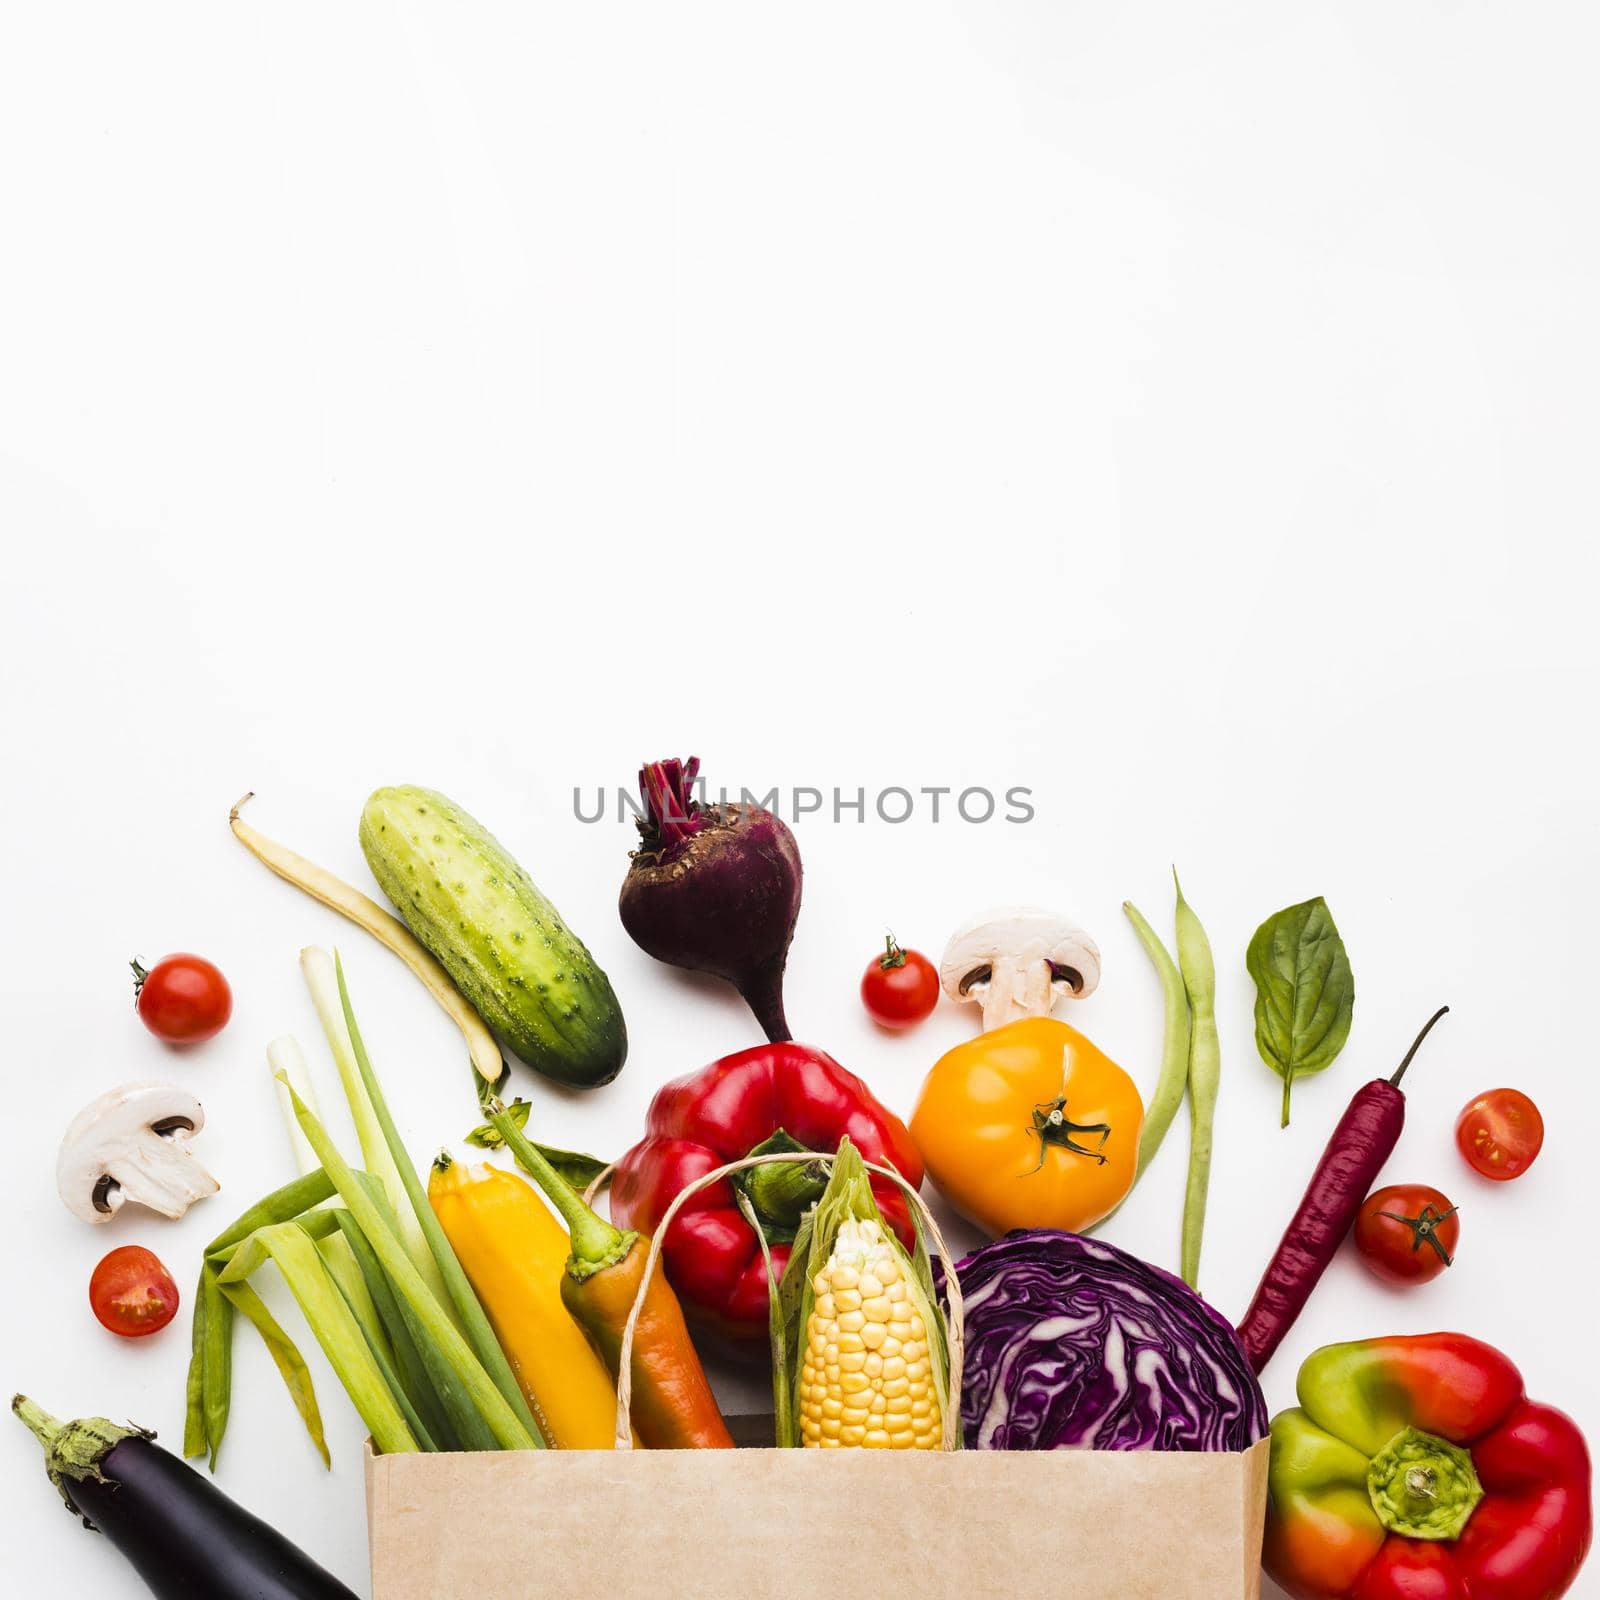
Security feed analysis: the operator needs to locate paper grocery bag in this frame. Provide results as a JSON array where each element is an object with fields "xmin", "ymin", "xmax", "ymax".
[{"xmin": 365, "ymin": 1435, "xmax": 1270, "ymax": 1599}]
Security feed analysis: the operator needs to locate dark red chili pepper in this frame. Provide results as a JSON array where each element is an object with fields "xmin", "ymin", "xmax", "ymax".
[{"xmin": 1236, "ymin": 1007, "xmax": 1448, "ymax": 1375}]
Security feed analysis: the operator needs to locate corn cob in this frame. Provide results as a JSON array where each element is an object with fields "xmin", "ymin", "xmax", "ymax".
[{"xmin": 800, "ymin": 1216, "xmax": 940, "ymax": 1449}]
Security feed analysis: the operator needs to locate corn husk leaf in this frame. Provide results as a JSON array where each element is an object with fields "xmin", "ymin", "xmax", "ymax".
[{"xmin": 736, "ymin": 1188, "xmax": 792, "ymax": 1447}]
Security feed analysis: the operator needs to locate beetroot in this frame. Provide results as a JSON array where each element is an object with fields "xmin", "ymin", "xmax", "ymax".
[{"xmin": 619, "ymin": 757, "xmax": 803, "ymax": 1042}]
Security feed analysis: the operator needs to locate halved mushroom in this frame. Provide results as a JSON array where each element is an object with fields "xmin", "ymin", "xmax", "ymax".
[
  {"xmin": 940, "ymin": 906, "xmax": 1101, "ymax": 1032},
  {"xmin": 56, "ymin": 1082, "xmax": 220, "ymax": 1225}
]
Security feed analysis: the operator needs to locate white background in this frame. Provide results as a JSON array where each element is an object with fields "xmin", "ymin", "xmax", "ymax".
[{"xmin": 3, "ymin": 4, "xmax": 1597, "ymax": 1595}]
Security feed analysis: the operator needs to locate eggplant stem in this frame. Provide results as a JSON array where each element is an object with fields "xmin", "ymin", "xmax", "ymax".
[{"xmin": 12, "ymin": 1395, "xmax": 63, "ymax": 1450}]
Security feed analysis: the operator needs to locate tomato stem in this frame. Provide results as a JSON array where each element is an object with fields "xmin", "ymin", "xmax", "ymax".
[
  {"xmin": 880, "ymin": 933, "xmax": 907, "ymax": 970},
  {"xmin": 1374, "ymin": 1202, "xmax": 1458, "ymax": 1266},
  {"xmin": 1027, "ymin": 1098, "xmax": 1112, "ymax": 1169}
]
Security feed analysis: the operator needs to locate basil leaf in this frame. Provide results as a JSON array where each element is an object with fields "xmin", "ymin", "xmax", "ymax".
[{"xmin": 1246, "ymin": 897, "xmax": 1354, "ymax": 1127}]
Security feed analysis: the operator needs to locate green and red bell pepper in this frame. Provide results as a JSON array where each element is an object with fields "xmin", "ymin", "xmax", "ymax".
[{"xmin": 1265, "ymin": 1333, "xmax": 1591, "ymax": 1599}]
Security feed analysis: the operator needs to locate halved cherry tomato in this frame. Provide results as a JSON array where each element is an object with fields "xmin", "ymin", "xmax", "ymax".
[
  {"xmin": 89, "ymin": 1245, "xmax": 180, "ymax": 1337},
  {"xmin": 1353, "ymin": 1182, "xmax": 1460, "ymax": 1285},
  {"xmin": 860, "ymin": 935, "xmax": 939, "ymax": 1029},
  {"xmin": 132, "ymin": 952, "xmax": 232, "ymax": 1044},
  {"xmin": 1456, "ymin": 1087, "xmax": 1544, "ymax": 1181}
]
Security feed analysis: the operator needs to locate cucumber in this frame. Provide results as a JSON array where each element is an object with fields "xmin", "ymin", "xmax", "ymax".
[{"xmin": 359, "ymin": 786, "xmax": 627, "ymax": 1088}]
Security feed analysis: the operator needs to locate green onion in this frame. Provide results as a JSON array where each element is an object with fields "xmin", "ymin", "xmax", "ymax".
[
  {"xmin": 319, "ymin": 1210, "xmax": 438, "ymax": 1450},
  {"xmin": 331, "ymin": 956, "xmax": 544, "ymax": 1445},
  {"xmin": 302, "ymin": 947, "xmax": 455, "ymax": 1319},
  {"xmin": 223, "ymin": 1279, "xmax": 331, "ymax": 1466},
  {"xmin": 346, "ymin": 1168, "xmax": 484, "ymax": 1450},
  {"xmin": 218, "ymin": 1221, "xmax": 418, "ymax": 1455},
  {"xmin": 264, "ymin": 1033, "xmax": 396, "ymax": 1374},
  {"xmin": 331, "ymin": 1198, "xmax": 464, "ymax": 1452},
  {"xmin": 279, "ymin": 1074, "xmax": 539, "ymax": 1451}
]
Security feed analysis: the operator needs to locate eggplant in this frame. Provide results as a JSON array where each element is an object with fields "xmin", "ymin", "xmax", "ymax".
[{"xmin": 14, "ymin": 1396, "xmax": 357, "ymax": 1599}]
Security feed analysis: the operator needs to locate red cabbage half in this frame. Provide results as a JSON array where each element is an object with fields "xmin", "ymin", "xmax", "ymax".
[{"xmin": 937, "ymin": 1230, "xmax": 1267, "ymax": 1451}]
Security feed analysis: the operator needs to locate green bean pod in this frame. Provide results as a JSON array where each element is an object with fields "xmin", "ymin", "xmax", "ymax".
[
  {"xmin": 183, "ymin": 1276, "xmax": 210, "ymax": 1461},
  {"xmin": 184, "ymin": 1170, "xmax": 337, "ymax": 1468},
  {"xmin": 1173, "ymin": 871, "xmax": 1220, "ymax": 1293},
  {"xmin": 1124, "ymin": 901, "xmax": 1192, "ymax": 1179}
]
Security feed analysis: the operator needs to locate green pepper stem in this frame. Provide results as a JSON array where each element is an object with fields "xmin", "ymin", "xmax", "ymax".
[
  {"xmin": 1367, "ymin": 1425, "xmax": 1483, "ymax": 1540},
  {"xmin": 487, "ymin": 1099, "xmax": 628, "ymax": 1271},
  {"xmin": 735, "ymin": 1129, "xmax": 828, "ymax": 1235},
  {"xmin": 12, "ymin": 1395, "xmax": 63, "ymax": 1452},
  {"xmin": 1390, "ymin": 1006, "xmax": 1450, "ymax": 1087},
  {"xmin": 744, "ymin": 1159, "xmax": 828, "ymax": 1224}
]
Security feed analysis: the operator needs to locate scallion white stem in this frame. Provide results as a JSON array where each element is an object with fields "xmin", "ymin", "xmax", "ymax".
[
  {"xmin": 268, "ymin": 1035, "xmax": 323, "ymax": 1179},
  {"xmin": 300, "ymin": 946, "xmax": 456, "ymax": 1326}
]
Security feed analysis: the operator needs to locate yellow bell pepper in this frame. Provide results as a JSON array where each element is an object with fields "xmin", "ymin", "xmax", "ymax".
[{"xmin": 428, "ymin": 1154, "xmax": 623, "ymax": 1449}]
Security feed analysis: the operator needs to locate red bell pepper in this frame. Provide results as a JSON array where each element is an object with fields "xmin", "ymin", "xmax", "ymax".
[
  {"xmin": 1265, "ymin": 1333, "xmax": 1591, "ymax": 1600},
  {"xmin": 609, "ymin": 1042, "xmax": 923, "ymax": 1342}
]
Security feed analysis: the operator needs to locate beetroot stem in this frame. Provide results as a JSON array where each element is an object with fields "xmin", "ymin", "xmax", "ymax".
[{"xmin": 640, "ymin": 758, "xmax": 704, "ymax": 849}]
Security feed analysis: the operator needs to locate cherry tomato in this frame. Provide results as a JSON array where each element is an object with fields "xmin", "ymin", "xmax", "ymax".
[
  {"xmin": 89, "ymin": 1245, "xmax": 180, "ymax": 1337},
  {"xmin": 1455, "ymin": 1087, "xmax": 1544, "ymax": 1180},
  {"xmin": 1354, "ymin": 1183, "xmax": 1460, "ymax": 1285},
  {"xmin": 132, "ymin": 952, "xmax": 232, "ymax": 1044},
  {"xmin": 860, "ymin": 935, "xmax": 939, "ymax": 1029}
]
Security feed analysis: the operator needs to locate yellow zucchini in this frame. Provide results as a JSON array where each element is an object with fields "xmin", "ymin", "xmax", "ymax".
[{"xmin": 427, "ymin": 1156, "xmax": 625, "ymax": 1449}]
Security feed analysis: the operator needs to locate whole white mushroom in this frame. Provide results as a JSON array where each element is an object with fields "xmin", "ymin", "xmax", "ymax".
[{"xmin": 940, "ymin": 906, "xmax": 1101, "ymax": 1032}]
